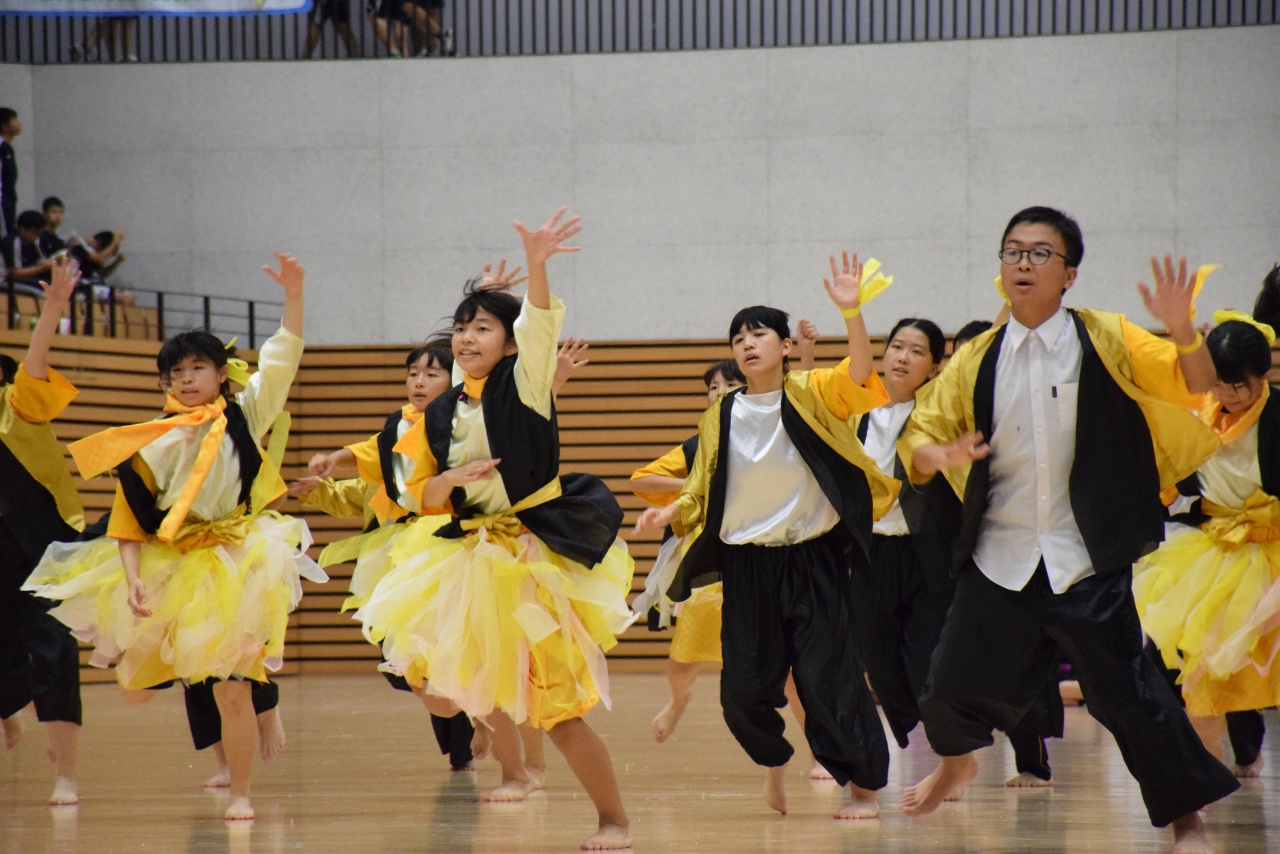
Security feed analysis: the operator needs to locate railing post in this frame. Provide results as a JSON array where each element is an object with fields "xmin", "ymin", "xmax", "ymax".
[
  {"xmin": 248, "ymin": 300, "xmax": 257, "ymax": 349},
  {"xmin": 85, "ymin": 288, "xmax": 95, "ymax": 336},
  {"xmin": 6, "ymin": 279, "xmax": 14, "ymax": 331},
  {"xmin": 157, "ymin": 292, "xmax": 166, "ymax": 341},
  {"xmin": 203, "ymin": 295, "xmax": 212, "ymax": 332},
  {"xmin": 108, "ymin": 289, "xmax": 118, "ymax": 338}
]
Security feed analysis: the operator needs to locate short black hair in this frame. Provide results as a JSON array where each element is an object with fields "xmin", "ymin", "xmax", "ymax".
[
  {"xmin": 42, "ymin": 196, "xmax": 64, "ymax": 213},
  {"xmin": 406, "ymin": 334, "xmax": 454, "ymax": 374},
  {"xmin": 887, "ymin": 317, "xmax": 946, "ymax": 365},
  {"xmin": 728, "ymin": 305, "xmax": 790, "ymax": 344},
  {"xmin": 1002, "ymin": 206, "xmax": 1084, "ymax": 268},
  {"xmin": 702, "ymin": 359, "xmax": 745, "ymax": 388},
  {"xmin": 157, "ymin": 331, "xmax": 232, "ymax": 396},
  {"xmin": 0, "ymin": 108, "xmax": 15, "ymax": 129},
  {"xmin": 451, "ymin": 276, "xmax": 521, "ymax": 341},
  {"xmin": 952, "ymin": 319, "xmax": 994, "ymax": 353},
  {"xmin": 1207, "ymin": 321, "xmax": 1271, "ymax": 387},
  {"xmin": 91, "ymin": 230, "xmax": 115, "ymax": 249},
  {"xmin": 16, "ymin": 210, "xmax": 45, "ymax": 233},
  {"xmin": 0, "ymin": 353, "xmax": 17, "ymax": 385}
]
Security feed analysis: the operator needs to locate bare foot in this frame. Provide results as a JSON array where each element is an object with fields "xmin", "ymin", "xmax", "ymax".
[
  {"xmin": 651, "ymin": 697, "xmax": 689, "ymax": 744},
  {"xmin": 224, "ymin": 795, "xmax": 255, "ymax": 821},
  {"xmin": 944, "ymin": 781, "xmax": 968, "ymax": 802},
  {"xmin": 809, "ymin": 762, "xmax": 834, "ymax": 781},
  {"xmin": 834, "ymin": 783, "xmax": 879, "ymax": 820},
  {"xmin": 258, "ymin": 707, "xmax": 286, "ymax": 762},
  {"xmin": 525, "ymin": 764, "xmax": 547, "ymax": 790},
  {"xmin": 580, "ymin": 822, "xmax": 632, "ymax": 850},
  {"xmin": 483, "ymin": 774, "xmax": 539, "ymax": 802},
  {"xmin": 1170, "ymin": 811, "xmax": 1213, "ymax": 854},
  {"xmin": 2, "ymin": 715, "xmax": 22, "ymax": 750},
  {"xmin": 900, "ymin": 754, "xmax": 979, "ymax": 817},
  {"xmin": 1235, "ymin": 755, "xmax": 1264, "ymax": 778},
  {"xmin": 1005, "ymin": 772, "xmax": 1051, "ymax": 788},
  {"xmin": 49, "ymin": 776, "xmax": 78, "ymax": 806},
  {"xmin": 204, "ymin": 764, "xmax": 232, "ymax": 788},
  {"xmin": 764, "ymin": 765, "xmax": 787, "ymax": 815}
]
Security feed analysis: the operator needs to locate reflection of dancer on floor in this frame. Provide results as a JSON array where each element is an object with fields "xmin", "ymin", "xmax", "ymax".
[
  {"xmin": 24, "ymin": 255, "xmax": 325, "ymax": 821},
  {"xmin": 355, "ymin": 208, "xmax": 634, "ymax": 850},
  {"xmin": 1134, "ymin": 263, "xmax": 1280, "ymax": 778},
  {"xmin": 635, "ymin": 251, "xmax": 898, "ymax": 820},
  {"xmin": 630, "ymin": 359, "xmax": 832, "ymax": 780},
  {"xmin": 896, "ymin": 206, "xmax": 1238, "ymax": 854},
  {"xmin": 0, "ymin": 257, "xmax": 86, "ymax": 806}
]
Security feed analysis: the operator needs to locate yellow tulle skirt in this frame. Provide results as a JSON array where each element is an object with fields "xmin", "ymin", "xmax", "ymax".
[
  {"xmin": 320, "ymin": 514, "xmax": 450, "ymax": 613},
  {"xmin": 669, "ymin": 582, "xmax": 723, "ymax": 665},
  {"xmin": 23, "ymin": 512, "xmax": 327, "ymax": 690},
  {"xmin": 1134, "ymin": 523, "xmax": 1280, "ymax": 717},
  {"xmin": 354, "ymin": 523, "xmax": 635, "ymax": 730}
]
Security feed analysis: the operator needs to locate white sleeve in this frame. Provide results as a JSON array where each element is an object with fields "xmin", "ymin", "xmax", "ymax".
[
  {"xmin": 237, "ymin": 326, "xmax": 305, "ymax": 441},
  {"xmin": 513, "ymin": 295, "xmax": 566, "ymax": 420}
]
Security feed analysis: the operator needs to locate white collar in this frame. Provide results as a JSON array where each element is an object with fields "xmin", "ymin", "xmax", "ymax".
[{"xmin": 1005, "ymin": 306, "xmax": 1072, "ymax": 353}]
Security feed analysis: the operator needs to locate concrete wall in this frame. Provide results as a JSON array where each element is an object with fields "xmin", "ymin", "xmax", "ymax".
[{"xmin": 16, "ymin": 25, "xmax": 1280, "ymax": 344}]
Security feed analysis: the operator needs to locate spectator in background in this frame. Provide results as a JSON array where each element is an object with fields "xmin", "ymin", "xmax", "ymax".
[
  {"xmin": 2, "ymin": 211, "xmax": 51, "ymax": 296},
  {"xmin": 71, "ymin": 16, "xmax": 139, "ymax": 62},
  {"xmin": 368, "ymin": 0, "xmax": 410, "ymax": 57},
  {"xmin": 38, "ymin": 197, "xmax": 66, "ymax": 257},
  {"xmin": 69, "ymin": 230, "xmax": 134, "ymax": 305},
  {"xmin": 303, "ymin": 0, "xmax": 361, "ymax": 58},
  {"xmin": 0, "ymin": 109, "xmax": 19, "ymax": 237},
  {"xmin": 404, "ymin": 0, "xmax": 451, "ymax": 56}
]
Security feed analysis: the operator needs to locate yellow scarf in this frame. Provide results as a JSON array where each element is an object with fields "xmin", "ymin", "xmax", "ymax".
[
  {"xmin": 401, "ymin": 402, "xmax": 423, "ymax": 424},
  {"xmin": 1201, "ymin": 384, "xmax": 1270, "ymax": 446},
  {"xmin": 462, "ymin": 373, "xmax": 488, "ymax": 400},
  {"xmin": 69, "ymin": 394, "xmax": 232, "ymax": 543}
]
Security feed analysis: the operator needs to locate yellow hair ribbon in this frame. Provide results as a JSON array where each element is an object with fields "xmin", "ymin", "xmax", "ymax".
[
  {"xmin": 1187, "ymin": 263, "xmax": 1221, "ymax": 321},
  {"xmin": 222, "ymin": 337, "xmax": 252, "ymax": 387},
  {"xmin": 993, "ymin": 275, "xmax": 1009, "ymax": 303},
  {"xmin": 858, "ymin": 258, "xmax": 893, "ymax": 306},
  {"xmin": 1212, "ymin": 309, "xmax": 1276, "ymax": 345}
]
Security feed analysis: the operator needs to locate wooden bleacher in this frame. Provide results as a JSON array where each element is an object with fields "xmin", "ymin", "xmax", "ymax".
[{"xmin": 3, "ymin": 327, "xmax": 873, "ymax": 681}]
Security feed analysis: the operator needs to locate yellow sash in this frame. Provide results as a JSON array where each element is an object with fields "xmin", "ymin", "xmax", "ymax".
[
  {"xmin": 1201, "ymin": 491, "xmax": 1280, "ymax": 546},
  {"xmin": 459, "ymin": 478, "xmax": 563, "ymax": 556}
]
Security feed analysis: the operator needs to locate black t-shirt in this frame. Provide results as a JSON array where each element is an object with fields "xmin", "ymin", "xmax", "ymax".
[
  {"xmin": 38, "ymin": 230, "xmax": 66, "ymax": 256},
  {"xmin": 1, "ymin": 234, "xmax": 45, "ymax": 278}
]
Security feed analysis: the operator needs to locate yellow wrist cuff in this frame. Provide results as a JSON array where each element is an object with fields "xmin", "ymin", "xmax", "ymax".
[
  {"xmin": 1174, "ymin": 330, "xmax": 1204, "ymax": 355},
  {"xmin": 840, "ymin": 305, "xmax": 862, "ymax": 319}
]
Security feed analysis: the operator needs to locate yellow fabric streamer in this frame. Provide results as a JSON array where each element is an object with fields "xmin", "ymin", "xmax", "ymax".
[
  {"xmin": 857, "ymin": 257, "xmax": 893, "ymax": 307},
  {"xmin": 458, "ymin": 478, "xmax": 563, "ymax": 556},
  {"xmin": 223, "ymin": 337, "xmax": 252, "ymax": 387},
  {"xmin": 1201, "ymin": 490, "xmax": 1280, "ymax": 546},
  {"xmin": 1213, "ymin": 309, "xmax": 1276, "ymax": 345},
  {"xmin": 1188, "ymin": 263, "xmax": 1221, "ymax": 321},
  {"xmin": 462, "ymin": 373, "xmax": 489, "ymax": 400},
  {"xmin": 993, "ymin": 275, "xmax": 1009, "ymax": 303}
]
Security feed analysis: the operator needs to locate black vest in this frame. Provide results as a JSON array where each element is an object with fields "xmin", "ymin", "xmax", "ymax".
[
  {"xmin": 672, "ymin": 386, "xmax": 874, "ymax": 601},
  {"xmin": 114, "ymin": 400, "xmax": 261, "ymax": 535},
  {"xmin": 857, "ymin": 411, "xmax": 960, "ymax": 591},
  {"xmin": 0, "ymin": 438, "xmax": 78, "ymax": 562},
  {"xmin": 958, "ymin": 313, "xmax": 1164, "ymax": 576},
  {"xmin": 420, "ymin": 354, "xmax": 622, "ymax": 568}
]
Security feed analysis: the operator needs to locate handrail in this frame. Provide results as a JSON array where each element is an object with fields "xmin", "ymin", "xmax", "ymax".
[{"xmin": 0, "ymin": 0, "xmax": 1273, "ymax": 64}]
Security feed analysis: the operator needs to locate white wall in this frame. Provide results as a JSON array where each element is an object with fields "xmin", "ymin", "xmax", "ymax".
[{"xmin": 20, "ymin": 26, "xmax": 1280, "ymax": 344}]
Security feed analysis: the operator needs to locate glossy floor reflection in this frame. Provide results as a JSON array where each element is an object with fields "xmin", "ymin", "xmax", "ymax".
[{"xmin": 2, "ymin": 673, "xmax": 1276, "ymax": 852}]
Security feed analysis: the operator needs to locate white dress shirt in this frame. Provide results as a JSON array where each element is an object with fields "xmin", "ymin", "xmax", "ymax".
[
  {"xmin": 865, "ymin": 399, "xmax": 914, "ymax": 536},
  {"xmin": 719, "ymin": 389, "xmax": 840, "ymax": 546},
  {"xmin": 973, "ymin": 308, "xmax": 1093, "ymax": 593},
  {"xmin": 1199, "ymin": 421, "xmax": 1261, "ymax": 509}
]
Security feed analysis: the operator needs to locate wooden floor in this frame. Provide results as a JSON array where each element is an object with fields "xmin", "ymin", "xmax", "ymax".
[{"xmin": 2, "ymin": 673, "xmax": 1277, "ymax": 853}]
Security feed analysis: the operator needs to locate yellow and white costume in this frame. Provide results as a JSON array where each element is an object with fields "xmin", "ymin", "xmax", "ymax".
[
  {"xmin": 23, "ymin": 328, "xmax": 326, "ymax": 690},
  {"xmin": 355, "ymin": 296, "xmax": 634, "ymax": 730},
  {"xmin": 1135, "ymin": 385, "xmax": 1280, "ymax": 716}
]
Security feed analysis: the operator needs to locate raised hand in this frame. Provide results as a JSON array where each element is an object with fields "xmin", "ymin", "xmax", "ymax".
[
  {"xmin": 823, "ymin": 250, "xmax": 864, "ymax": 312},
  {"xmin": 479, "ymin": 259, "xmax": 528, "ymax": 293},
  {"xmin": 553, "ymin": 338, "xmax": 590, "ymax": 393},
  {"xmin": 514, "ymin": 206, "xmax": 581, "ymax": 267},
  {"xmin": 1137, "ymin": 255, "xmax": 1196, "ymax": 336},
  {"xmin": 39, "ymin": 254, "xmax": 82, "ymax": 308},
  {"xmin": 263, "ymin": 252, "xmax": 305, "ymax": 297}
]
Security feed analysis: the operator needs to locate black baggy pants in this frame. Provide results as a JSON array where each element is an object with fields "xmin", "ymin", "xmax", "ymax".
[
  {"xmin": 719, "ymin": 530, "xmax": 889, "ymax": 791},
  {"xmin": 920, "ymin": 560, "xmax": 1239, "ymax": 827}
]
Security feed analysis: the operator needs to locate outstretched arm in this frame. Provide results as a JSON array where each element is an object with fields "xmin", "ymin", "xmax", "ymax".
[
  {"xmin": 263, "ymin": 252, "xmax": 305, "ymax": 337},
  {"xmin": 309, "ymin": 448, "xmax": 357, "ymax": 479},
  {"xmin": 1138, "ymin": 255, "xmax": 1215, "ymax": 394},
  {"xmin": 795, "ymin": 319, "xmax": 819, "ymax": 371},
  {"xmin": 25, "ymin": 255, "xmax": 81, "ymax": 381},
  {"xmin": 823, "ymin": 251, "xmax": 873, "ymax": 383},
  {"xmin": 552, "ymin": 337, "xmax": 589, "ymax": 396},
  {"xmin": 514, "ymin": 206, "xmax": 580, "ymax": 312}
]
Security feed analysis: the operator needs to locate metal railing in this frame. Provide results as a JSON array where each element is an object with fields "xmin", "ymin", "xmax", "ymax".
[
  {"xmin": 0, "ymin": 0, "xmax": 1274, "ymax": 63},
  {"xmin": 5, "ymin": 279, "xmax": 282, "ymax": 348}
]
